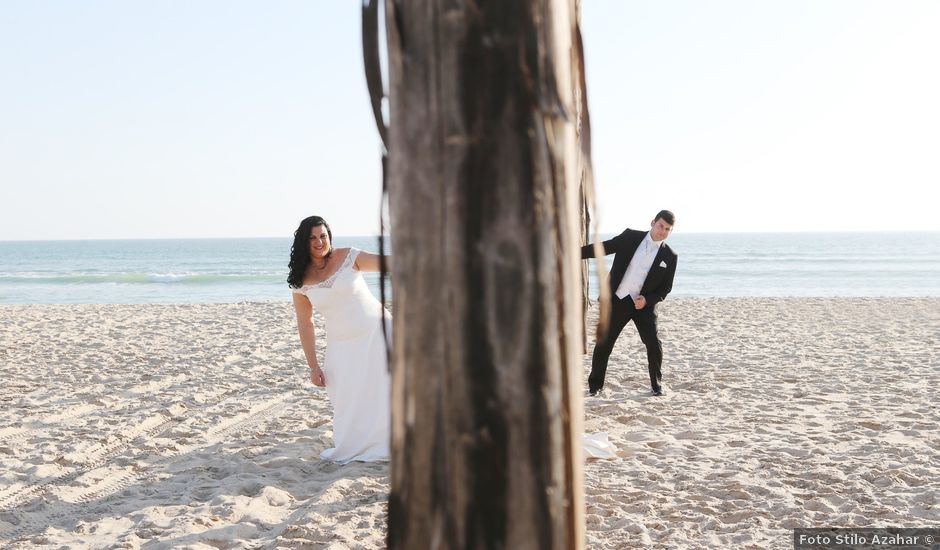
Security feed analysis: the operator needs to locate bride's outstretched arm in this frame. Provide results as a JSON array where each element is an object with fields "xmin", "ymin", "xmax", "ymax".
[
  {"xmin": 354, "ymin": 251, "xmax": 392, "ymax": 273},
  {"xmin": 292, "ymin": 293, "xmax": 325, "ymax": 387}
]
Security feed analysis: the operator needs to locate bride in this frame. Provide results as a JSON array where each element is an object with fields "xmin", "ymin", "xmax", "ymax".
[{"xmin": 289, "ymin": 216, "xmax": 391, "ymax": 463}]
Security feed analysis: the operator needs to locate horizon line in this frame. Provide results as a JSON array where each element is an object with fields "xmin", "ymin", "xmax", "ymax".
[{"xmin": 1, "ymin": 229, "xmax": 938, "ymax": 243}]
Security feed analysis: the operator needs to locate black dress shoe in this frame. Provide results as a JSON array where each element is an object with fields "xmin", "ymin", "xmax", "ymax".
[
  {"xmin": 651, "ymin": 388, "xmax": 664, "ymax": 396},
  {"xmin": 588, "ymin": 388, "xmax": 603, "ymax": 397}
]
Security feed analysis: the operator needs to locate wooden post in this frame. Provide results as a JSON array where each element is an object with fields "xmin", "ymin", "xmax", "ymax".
[{"xmin": 383, "ymin": 2, "xmax": 588, "ymax": 548}]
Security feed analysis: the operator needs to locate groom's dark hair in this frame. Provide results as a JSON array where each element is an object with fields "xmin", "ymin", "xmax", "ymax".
[
  {"xmin": 288, "ymin": 215, "xmax": 334, "ymax": 288},
  {"xmin": 654, "ymin": 210, "xmax": 675, "ymax": 225}
]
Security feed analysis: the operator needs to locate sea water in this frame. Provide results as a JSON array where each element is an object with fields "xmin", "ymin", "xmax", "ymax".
[{"xmin": 0, "ymin": 232, "xmax": 937, "ymax": 304}]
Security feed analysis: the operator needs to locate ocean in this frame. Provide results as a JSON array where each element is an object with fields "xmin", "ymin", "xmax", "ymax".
[{"xmin": 1, "ymin": 232, "xmax": 938, "ymax": 304}]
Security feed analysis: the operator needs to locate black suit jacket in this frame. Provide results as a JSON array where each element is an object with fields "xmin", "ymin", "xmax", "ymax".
[{"xmin": 580, "ymin": 228, "xmax": 678, "ymax": 307}]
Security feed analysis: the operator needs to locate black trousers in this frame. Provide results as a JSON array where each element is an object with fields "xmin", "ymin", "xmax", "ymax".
[{"xmin": 589, "ymin": 295, "xmax": 663, "ymax": 392}]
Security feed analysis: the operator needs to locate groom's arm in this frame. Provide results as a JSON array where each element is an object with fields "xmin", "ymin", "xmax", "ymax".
[{"xmin": 580, "ymin": 229, "xmax": 629, "ymax": 259}]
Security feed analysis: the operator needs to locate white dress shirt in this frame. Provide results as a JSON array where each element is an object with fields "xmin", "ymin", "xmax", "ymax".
[{"xmin": 615, "ymin": 232, "xmax": 663, "ymax": 300}]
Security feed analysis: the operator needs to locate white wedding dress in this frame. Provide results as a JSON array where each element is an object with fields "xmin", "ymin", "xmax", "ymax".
[{"xmin": 293, "ymin": 248, "xmax": 391, "ymax": 463}]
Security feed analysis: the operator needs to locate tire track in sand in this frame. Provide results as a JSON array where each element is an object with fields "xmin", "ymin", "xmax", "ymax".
[{"xmin": 0, "ymin": 391, "xmax": 298, "ymax": 543}]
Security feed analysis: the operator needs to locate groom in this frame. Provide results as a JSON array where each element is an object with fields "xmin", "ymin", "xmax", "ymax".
[{"xmin": 581, "ymin": 210, "xmax": 677, "ymax": 397}]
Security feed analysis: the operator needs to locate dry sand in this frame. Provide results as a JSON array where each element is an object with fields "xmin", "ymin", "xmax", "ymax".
[{"xmin": 1, "ymin": 299, "xmax": 937, "ymax": 549}]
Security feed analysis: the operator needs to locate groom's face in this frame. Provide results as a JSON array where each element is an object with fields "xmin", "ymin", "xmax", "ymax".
[{"xmin": 650, "ymin": 218, "xmax": 673, "ymax": 241}]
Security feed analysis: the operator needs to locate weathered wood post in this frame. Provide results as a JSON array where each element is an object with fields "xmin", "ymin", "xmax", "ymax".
[{"xmin": 375, "ymin": 2, "xmax": 592, "ymax": 548}]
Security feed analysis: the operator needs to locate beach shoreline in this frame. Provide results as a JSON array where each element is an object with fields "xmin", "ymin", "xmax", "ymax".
[{"xmin": 2, "ymin": 298, "xmax": 938, "ymax": 548}]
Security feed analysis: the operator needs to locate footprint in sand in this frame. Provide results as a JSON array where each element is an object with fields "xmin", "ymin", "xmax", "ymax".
[{"xmin": 636, "ymin": 415, "xmax": 665, "ymax": 426}]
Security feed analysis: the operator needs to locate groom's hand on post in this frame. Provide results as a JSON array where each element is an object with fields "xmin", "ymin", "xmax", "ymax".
[{"xmin": 634, "ymin": 295, "xmax": 647, "ymax": 310}]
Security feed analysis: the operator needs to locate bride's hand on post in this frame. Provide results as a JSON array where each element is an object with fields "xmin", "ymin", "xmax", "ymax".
[{"xmin": 310, "ymin": 365, "xmax": 326, "ymax": 387}]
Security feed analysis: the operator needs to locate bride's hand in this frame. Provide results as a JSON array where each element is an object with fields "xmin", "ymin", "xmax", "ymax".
[{"xmin": 310, "ymin": 365, "xmax": 326, "ymax": 387}]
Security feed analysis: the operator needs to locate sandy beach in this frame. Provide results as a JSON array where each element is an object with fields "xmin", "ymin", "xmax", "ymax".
[{"xmin": 1, "ymin": 298, "xmax": 937, "ymax": 549}]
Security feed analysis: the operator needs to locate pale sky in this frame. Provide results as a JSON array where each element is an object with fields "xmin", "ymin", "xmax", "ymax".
[{"xmin": 1, "ymin": 1, "xmax": 938, "ymax": 240}]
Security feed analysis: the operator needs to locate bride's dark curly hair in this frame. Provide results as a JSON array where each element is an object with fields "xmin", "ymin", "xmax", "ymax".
[{"xmin": 288, "ymin": 215, "xmax": 333, "ymax": 288}]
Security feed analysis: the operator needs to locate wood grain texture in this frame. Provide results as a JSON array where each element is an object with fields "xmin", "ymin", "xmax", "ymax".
[{"xmin": 383, "ymin": 2, "xmax": 588, "ymax": 548}]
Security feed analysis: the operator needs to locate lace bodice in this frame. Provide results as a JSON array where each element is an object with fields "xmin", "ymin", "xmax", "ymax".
[
  {"xmin": 293, "ymin": 248, "xmax": 387, "ymax": 341},
  {"xmin": 294, "ymin": 248, "xmax": 358, "ymax": 291}
]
